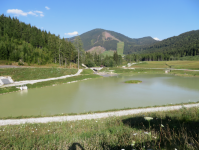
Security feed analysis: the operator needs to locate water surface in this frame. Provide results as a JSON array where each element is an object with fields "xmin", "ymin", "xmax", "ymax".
[{"xmin": 0, "ymin": 74, "xmax": 199, "ymax": 117}]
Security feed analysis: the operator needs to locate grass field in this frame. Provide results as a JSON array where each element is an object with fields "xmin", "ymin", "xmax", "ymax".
[
  {"xmin": 132, "ymin": 61, "xmax": 199, "ymax": 70},
  {"xmin": 80, "ymin": 68, "xmax": 94, "ymax": 74},
  {"xmin": 100, "ymin": 67, "xmax": 165, "ymax": 74},
  {"xmin": 117, "ymin": 42, "xmax": 124, "ymax": 55},
  {"xmin": 1, "ymin": 105, "xmax": 199, "ymax": 149},
  {"xmin": 101, "ymin": 50, "xmax": 115, "ymax": 56},
  {"xmin": 179, "ymin": 55, "xmax": 199, "ymax": 61}
]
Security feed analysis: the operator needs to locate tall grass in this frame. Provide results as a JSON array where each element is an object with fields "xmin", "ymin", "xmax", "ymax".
[{"xmin": 0, "ymin": 106, "xmax": 199, "ymax": 149}]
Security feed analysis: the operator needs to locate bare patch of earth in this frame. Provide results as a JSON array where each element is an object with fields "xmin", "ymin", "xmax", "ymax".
[
  {"xmin": 102, "ymin": 31, "xmax": 121, "ymax": 42},
  {"xmin": 87, "ymin": 46, "xmax": 106, "ymax": 54}
]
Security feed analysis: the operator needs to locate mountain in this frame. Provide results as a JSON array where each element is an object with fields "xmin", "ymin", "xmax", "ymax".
[
  {"xmin": 130, "ymin": 30, "xmax": 199, "ymax": 55},
  {"xmin": 67, "ymin": 28, "xmax": 158, "ymax": 54}
]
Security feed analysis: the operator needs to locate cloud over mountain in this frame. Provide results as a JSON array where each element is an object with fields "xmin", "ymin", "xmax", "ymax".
[
  {"xmin": 7, "ymin": 9, "xmax": 44, "ymax": 17},
  {"xmin": 65, "ymin": 31, "xmax": 78, "ymax": 36}
]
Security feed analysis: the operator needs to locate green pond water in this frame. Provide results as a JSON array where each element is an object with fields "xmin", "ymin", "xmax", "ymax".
[{"xmin": 0, "ymin": 74, "xmax": 199, "ymax": 117}]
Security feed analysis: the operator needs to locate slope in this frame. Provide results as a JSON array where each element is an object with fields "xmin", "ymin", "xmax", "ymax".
[
  {"xmin": 67, "ymin": 28, "xmax": 158, "ymax": 54},
  {"xmin": 131, "ymin": 30, "xmax": 199, "ymax": 55}
]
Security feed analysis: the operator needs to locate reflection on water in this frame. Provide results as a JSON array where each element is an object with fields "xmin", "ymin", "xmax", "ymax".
[
  {"xmin": 0, "ymin": 74, "xmax": 199, "ymax": 117},
  {"xmin": 18, "ymin": 89, "xmax": 28, "ymax": 96}
]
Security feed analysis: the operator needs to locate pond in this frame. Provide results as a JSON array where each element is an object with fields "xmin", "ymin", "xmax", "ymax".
[{"xmin": 0, "ymin": 74, "xmax": 199, "ymax": 117}]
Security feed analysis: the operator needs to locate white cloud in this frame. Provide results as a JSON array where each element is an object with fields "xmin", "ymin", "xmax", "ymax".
[
  {"xmin": 45, "ymin": 6, "xmax": 50, "ymax": 10},
  {"xmin": 65, "ymin": 31, "xmax": 78, "ymax": 36},
  {"xmin": 28, "ymin": 11, "xmax": 37, "ymax": 16},
  {"xmin": 7, "ymin": 9, "xmax": 44, "ymax": 17},
  {"xmin": 7, "ymin": 9, "xmax": 27, "ymax": 16},
  {"xmin": 153, "ymin": 37, "xmax": 161, "ymax": 41},
  {"xmin": 34, "ymin": 10, "xmax": 43, "ymax": 14}
]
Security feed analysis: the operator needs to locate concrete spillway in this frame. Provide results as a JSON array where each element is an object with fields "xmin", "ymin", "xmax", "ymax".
[{"xmin": 0, "ymin": 76, "xmax": 14, "ymax": 86}]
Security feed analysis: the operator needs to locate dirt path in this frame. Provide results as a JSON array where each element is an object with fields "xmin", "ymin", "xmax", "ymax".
[{"xmin": 0, "ymin": 103, "xmax": 198, "ymax": 126}]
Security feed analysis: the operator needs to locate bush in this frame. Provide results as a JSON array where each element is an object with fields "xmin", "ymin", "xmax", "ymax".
[{"xmin": 85, "ymin": 59, "xmax": 95, "ymax": 67}]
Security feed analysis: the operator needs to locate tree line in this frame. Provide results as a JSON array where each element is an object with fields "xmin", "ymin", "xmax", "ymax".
[
  {"xmin": 84, "ymin": 51, "xmax": 122, "ymax": 67},
  {"xmin": 0, "ymin": 14, "xmax": 78, "ymax": 66},
  {"xmin": 125, "ymin": 30, "xmax": 199, "ymax": 61},
  {"xmin": 0, "ymin": 14, "xmax": 122, "ymax": 67}
]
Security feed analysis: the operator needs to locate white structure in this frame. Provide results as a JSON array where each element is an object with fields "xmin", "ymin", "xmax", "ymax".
[
  {"xmin": 165, "ymin": 70, "xmax": 170, "ymax": 74},
  {"xmin": 0, "ymin": 76, "xmax": 14, "ymax": 86},
  {"xmin": 16, "ymin": 85, "xmax": 28, "ymax": 90},
  {"xmin": 82, "ymin": 64, "xmax": 88, "ymax": 69}
]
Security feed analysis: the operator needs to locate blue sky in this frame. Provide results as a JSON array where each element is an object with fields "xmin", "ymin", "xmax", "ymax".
[{"xmin": 1, "ymin": 0, "xmax": 199, "ymax": 40}]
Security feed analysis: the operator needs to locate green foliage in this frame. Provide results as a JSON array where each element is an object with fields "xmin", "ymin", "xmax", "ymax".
[
  {"xmin": 85, "ymin": 59, "xmax": 95, "ymax": 67},
  {"xmin": 0, "ymin": 14, "xmax": 78, "ymax": 66}
]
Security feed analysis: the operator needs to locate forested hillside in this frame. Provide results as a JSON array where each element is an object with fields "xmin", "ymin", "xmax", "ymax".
[
  {"xmin": 67, "ymin": 28, "xmax": 158, "ymax": 54},
  {"xmin": 125, "ymin": 30, "xmax": 199, "ymax": 61},
  {"xmin": 0, "ymin": 14, "xmax": 77, "ymax": 65},
  {"xmin": 0, "ymin": 15, "xmax": 123, "ymax": 67}
]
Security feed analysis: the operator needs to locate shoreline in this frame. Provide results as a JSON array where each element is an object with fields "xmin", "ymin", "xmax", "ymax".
[
  {"xmin": 0, "ymin": 102, "xmax": 199, "ymax": 126},
  {"xmin": 1, "ymin": 69, "xmax": 83, "ymax": 88},
  {"xmin": 0, "ymin": 77, "xmax": 93, "ymax": 96}
]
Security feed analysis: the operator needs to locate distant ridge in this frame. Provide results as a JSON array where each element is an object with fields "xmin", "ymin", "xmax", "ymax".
[
  {"xmin": 130, "ymin": 30, "xmax": 199, "ymax": 54},
  {"xmin": 67, "ymin": 28, "xmax": 158, "ymax": 54}
]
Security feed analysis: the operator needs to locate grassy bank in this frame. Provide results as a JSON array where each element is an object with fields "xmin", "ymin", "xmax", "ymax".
[
  {"xmin": 169, "ymin": 70, "xmax": 199, "ymax": 77},
  {"xmin": 1, "ymin": 106, "xmax": 199, "ymax": 149},
  {"xmin": 132, "ymin": 61, "xmax": 199, "ymax": 70},
  {"xmin": 0, "ymin": 74, "xmax": 101, "ymax": 95},
  {"xmin": 0, "ymin": 68, "xmax": 77, "ymax": 81},
  {"xmin": 100, "ymin": 67, "xmax": 199, "ymax": 78},
  {"xmin": 100, "ymin": 67, "xmax": 165, "ymax": 74}
]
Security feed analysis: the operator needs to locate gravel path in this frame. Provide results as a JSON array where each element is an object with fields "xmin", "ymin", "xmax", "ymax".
[
  {"xmin": 0, "ymin": 65, "xmax": 32, "ymax": 68},
  {"xmin": 0, "ymin": 103, "xmax": 198, "ymax": 126}
]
